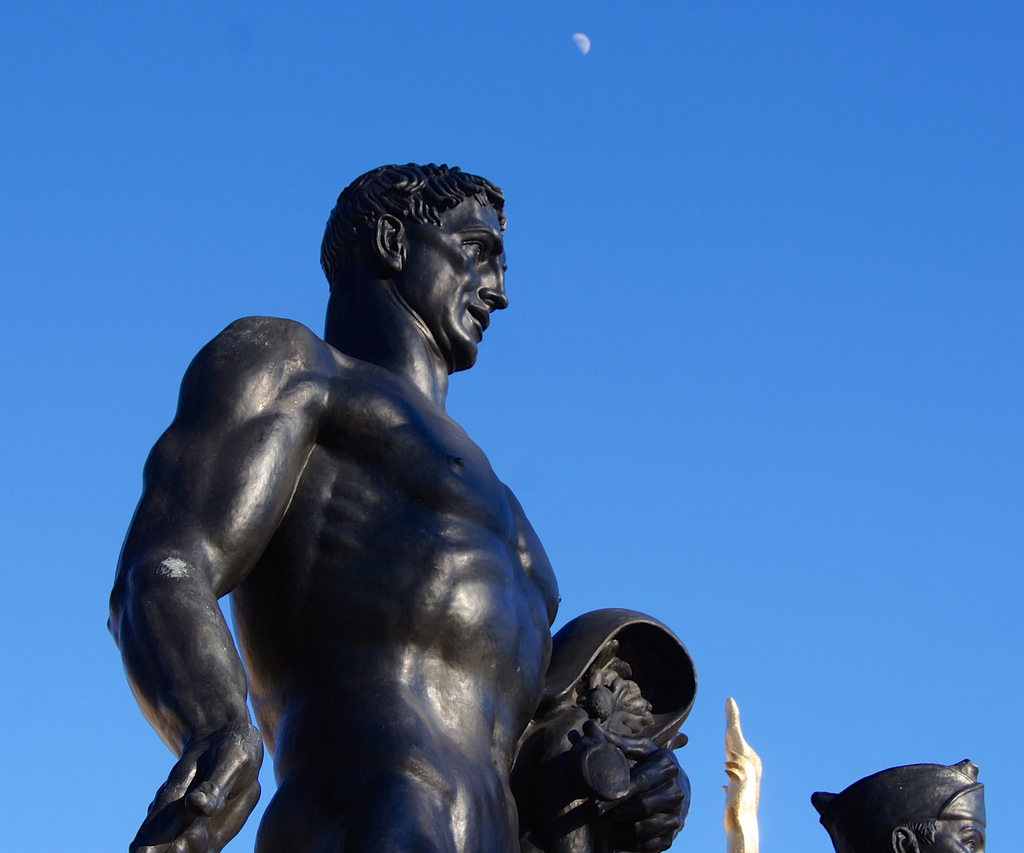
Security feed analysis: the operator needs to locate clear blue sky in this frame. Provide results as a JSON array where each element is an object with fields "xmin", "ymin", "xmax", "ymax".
[{"xmin": 1, "ymin": 2, "xmax": 1020, "ymax": 850}]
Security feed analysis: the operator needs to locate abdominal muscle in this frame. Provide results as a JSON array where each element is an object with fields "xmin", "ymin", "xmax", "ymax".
[
  {"xmin": 237, "ymin": 514, "xmax": 551, "ymax": 853},
  {"xmin": 253, "ymin": 633, "xmax": 539, "ymax": 853}
]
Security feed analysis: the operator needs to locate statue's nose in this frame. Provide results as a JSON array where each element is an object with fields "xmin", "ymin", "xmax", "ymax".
[{"xmin": 481, "ymin": 283, "xmax": 508, "ymax": 311}]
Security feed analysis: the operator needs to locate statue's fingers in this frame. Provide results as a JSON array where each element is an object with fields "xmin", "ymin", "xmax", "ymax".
[
  {"xmin": 604, "ymin": 779, "xmax": 686, "ymax": 825},
  {"xmin": 149, "ymin": 751, "xmax": 201, "ymax": 815},
  {"xmin": 163, "ymin": 779, "xmax": 261, "ymax": 853},
  {"xmin": 168, "ymin": 836, "xmax": 195, "ymax": 853},
  {"xmin": 186, "ymin": 785, "xmax": 225, "ymax": 817},
  {"xmin": 632, "ymin": 813, "xmax": 682, "ymax": 840},
  {"xmin": 633, "ymin": 828, "xmax": 682, "ymax": 853},
  {"xmin": 185, "ymin": 759, "xmax": 239, "ymax": 816},
  {"xmin": 724, "ymin": 759, "xmax": 748, "ymax": 782},
  {"xmin": 131, "ymin": 799, "xmax": 198, "ymax": 853},
  {"xmin": 599, "ymin": 727, "xmax": 659, "ymax": 760},
  {"xmin": 145, "ymin": 810, "xmax": 213, "ymax": 853},
  {"xmin": 133, "ymin": 752, "xmax": 206, "ymax": 850},
  {"xmin": 186, "ymin": 731, "xmax": 261, "ymax": 816},
  {"xmin": 628, "ymin": 751, "xmax": 680, "ymax": 795},
  {"xmin": 205, "ymin": 780, "xmax": 262, "ymax": 850},
  {"xmin": 613, "ymin": 813, "xmax": 683, "ymax": 852}
]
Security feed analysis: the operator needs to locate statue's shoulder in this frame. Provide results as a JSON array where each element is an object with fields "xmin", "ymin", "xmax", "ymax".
[
  {"xmin": 194, "ymin": 316, "xmax": 332, "ymax": 373},
  {"xmin": 179, "ymin": 317, "xmax": 335, "ymax": 418},
  {"xmin": 204, "ymin": 315, "xmax": 329, "ymax": 363}
]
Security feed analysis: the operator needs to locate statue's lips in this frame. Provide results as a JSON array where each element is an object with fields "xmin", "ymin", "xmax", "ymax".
[{"xmin": 467, "ymin": 304, "xmax": 490, "ymax": 337}]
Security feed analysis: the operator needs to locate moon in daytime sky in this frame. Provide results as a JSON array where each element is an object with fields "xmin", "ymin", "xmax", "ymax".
[{"xmin": 572, "ymin": 33, "xmax": 591, "ymax": 55}]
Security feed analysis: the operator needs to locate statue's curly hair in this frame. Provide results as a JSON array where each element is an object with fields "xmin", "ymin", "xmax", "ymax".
[
  {"xmin": 320, "ymin": 163, "xmax": 506, "ymax": 288},
  {"xmin": 904, "ymin": 821, "xmax": 939, "ymax": 845}
]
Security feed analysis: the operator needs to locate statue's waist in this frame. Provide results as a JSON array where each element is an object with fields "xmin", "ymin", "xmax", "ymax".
[{"xmin": 269, "ymin": 675, "xmax": 527, "ymax": 778}]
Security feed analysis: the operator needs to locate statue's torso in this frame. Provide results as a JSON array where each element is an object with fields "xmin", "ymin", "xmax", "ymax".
[{"xmin": 230, "ymin": 346, "xmax": 558, "ymax": 852}]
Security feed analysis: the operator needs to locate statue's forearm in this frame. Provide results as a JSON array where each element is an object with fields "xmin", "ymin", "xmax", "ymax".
[{"xmin": 111, "ymin": 556, "xmax": 251, "ymax": 754}]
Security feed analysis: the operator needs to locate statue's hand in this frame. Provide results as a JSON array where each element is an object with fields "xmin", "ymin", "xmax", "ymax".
[
  {"xmin": 724, "ymin": 751, "xmax": 760, "ymax": 826},
  {"xmin": 594, "ymin": 726, "xmax": 689, "ymax": 853},
  {"xmin": 130, "ymin": 720, "xmax": 264, "ymax": 853}
]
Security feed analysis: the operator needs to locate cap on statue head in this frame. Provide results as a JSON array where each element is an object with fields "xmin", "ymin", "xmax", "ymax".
[{"xmin": 811, "ymin": 760, "xmax": 985, "ymax": 853}]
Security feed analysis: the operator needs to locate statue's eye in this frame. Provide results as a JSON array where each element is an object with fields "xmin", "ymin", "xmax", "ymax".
[{"xmin": 464, "ymin": 241, "xmax": 484, "ymax": 259}]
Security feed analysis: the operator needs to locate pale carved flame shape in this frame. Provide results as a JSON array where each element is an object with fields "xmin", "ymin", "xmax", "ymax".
[{"xmin": 724, "ymin": 698, "xmax": 762, "ymax": 853}]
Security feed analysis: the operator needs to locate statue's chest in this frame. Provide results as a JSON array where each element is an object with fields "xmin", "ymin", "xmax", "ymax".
[{"xmin": 318, "ymin": 380, "xmax": 514, "ymax": 539}]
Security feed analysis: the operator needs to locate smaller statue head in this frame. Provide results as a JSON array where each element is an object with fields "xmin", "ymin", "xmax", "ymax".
[
  {"xmin": 812, "ymin": 760, "xmax": 985, "ymax": 853},
  {"xmin": 577, "ymin": 641, "xmax": 654, "ymax": 736},
  {"xmin": 536, "ymin": 608, "xmax": 697, "ymax": 747}
]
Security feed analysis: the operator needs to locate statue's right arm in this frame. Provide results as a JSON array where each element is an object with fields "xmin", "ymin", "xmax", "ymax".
[{"xmin": 109, "ymin": 317, "xmax": 331, "ymax": 853}]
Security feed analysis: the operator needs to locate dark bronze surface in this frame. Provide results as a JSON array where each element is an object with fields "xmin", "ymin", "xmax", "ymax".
[
  {"xmin": 110, "ymin": 164, "xmax": 692, "ymax": 853},
  {"xmin": 813, "ymin": 760, "xmax": 985, "ymax": 853}
]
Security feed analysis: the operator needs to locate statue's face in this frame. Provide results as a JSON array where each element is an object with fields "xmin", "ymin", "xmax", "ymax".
[
  {"xmin": 917, "ymin": 820, "xmax": 985, "ymax": 853},
  {"xmin": 396, "ymin": 199, "xmax": 507, "ymax": 373}
]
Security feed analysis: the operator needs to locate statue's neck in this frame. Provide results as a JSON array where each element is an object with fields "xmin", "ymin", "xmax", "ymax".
[{"xmin": 324, "ymin": 278, "xmax": 449, "ymax": 409}]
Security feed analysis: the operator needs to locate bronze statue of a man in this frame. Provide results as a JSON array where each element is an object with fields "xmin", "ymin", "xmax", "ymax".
[
  {"xmin": 812, "ymin": 760, "xmax": 986, "ymax": 853},
  {"xmin": 109, "ymin": 164, "xmax": 687, "ymax": 853}
]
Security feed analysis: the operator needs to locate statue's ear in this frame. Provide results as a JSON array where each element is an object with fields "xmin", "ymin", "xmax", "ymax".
[
  {"xmin": 891, "ymin": 827, "xmax": 920, "ymax": 853},
  {"xmin": 375, "ymin": 215, "xmax": 405, "ymax": 273},
  {"xmin": 811, "ymin": 792, "xmax": 835, "ymax": 816}
]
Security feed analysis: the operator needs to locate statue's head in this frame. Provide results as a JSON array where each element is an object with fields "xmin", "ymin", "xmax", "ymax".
[
  {"xmin": 812, "ymin": 761, "xmax": 985, "ymax": 853},
  {"xmin": 321, "ymin": 163, "xmax": 506, "ymax": 290},
  {"xmin": 537, "ymin": 609, "xmax": 697, "ymax": 748}
]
